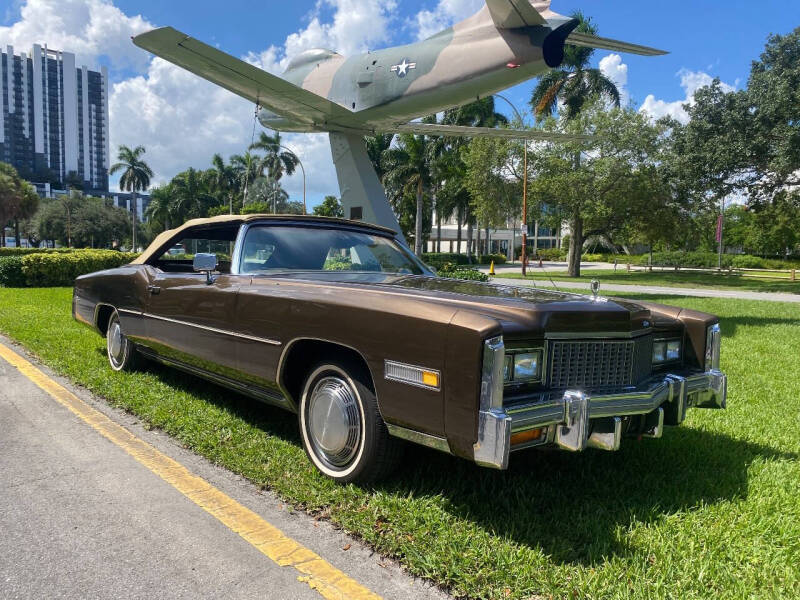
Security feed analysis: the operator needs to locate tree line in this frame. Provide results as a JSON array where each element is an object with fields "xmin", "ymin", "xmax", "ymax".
[{"xmin": 2, "ymin": 15, "xmax": 797, "ymax": 276}]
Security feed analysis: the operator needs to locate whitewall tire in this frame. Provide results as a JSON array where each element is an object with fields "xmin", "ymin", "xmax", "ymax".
[
  {"xmin": 106, "ymin": 310, "xmax": 141, "ymax": 372},
  {"xmin": 299, "ymin": 360, "xmax": 401, "ymax": 483}
]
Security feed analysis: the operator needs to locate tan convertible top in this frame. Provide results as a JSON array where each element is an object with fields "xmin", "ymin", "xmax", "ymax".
[{"xmin": 132, "ymin": 214, "xmax": 397, "ymax": 265}]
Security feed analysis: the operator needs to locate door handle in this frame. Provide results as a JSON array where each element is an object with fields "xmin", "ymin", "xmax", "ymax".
[{"xmin": 147, "ymin": 285, "xmax": 161, "ymax": 295}]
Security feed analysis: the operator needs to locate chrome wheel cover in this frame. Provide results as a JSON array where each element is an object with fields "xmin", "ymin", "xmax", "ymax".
[
  {"xmin": 108, "ymin": 320, "xmax": 125, "ymax": 366},
  {"xmin": 307, "ymin": 376, "xmax": 361, "ymax": 468}
]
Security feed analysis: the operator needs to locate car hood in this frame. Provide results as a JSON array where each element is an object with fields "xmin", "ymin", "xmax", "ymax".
[{"xmin": 266, "ymin": 272, "xmax": 657, "ymax": 336}]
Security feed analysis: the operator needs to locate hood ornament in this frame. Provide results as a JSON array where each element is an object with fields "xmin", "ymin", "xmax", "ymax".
[{"xmin": 590, "ymin": 279, "xmax": 600, "ymax": 299}]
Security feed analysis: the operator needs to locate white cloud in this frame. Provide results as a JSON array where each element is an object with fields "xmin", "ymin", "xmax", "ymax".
[
  {"xmin": 413, "ymin": 0, "xmax": 484, "ymax": 40},
  {"xmin": 598, "ymin": 53, "xmax": 630, "ymax": 108},
  {"xmin": 0, "ymin": 0, "xmax": 153, "ymax": 71},
  {"xmin": 639, "ymin": 68, "xmax": 736, "ymax": 124},
  {"xmin": 105, "ymin": 0, "xmax": 395, "ymax": 202}
]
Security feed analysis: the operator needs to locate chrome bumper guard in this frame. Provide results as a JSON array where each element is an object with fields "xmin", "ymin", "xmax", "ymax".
[{"xmin": 473, "ymin": 370, "xmax": 727, "ymax": 469}]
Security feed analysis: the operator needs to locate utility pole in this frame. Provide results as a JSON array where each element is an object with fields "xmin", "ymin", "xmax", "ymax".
[{"xmin": 522, "ymin": 141, "xmax": 528, "ymax": 276}]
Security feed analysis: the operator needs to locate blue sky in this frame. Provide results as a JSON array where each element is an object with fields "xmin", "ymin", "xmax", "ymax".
[
  {"xmin": 2, "ymin": 0, "xmax": 798, "ymax": 206},
  {"xmin": 106, "ymin": 0, "xmax": 799, "ymax": 117}
]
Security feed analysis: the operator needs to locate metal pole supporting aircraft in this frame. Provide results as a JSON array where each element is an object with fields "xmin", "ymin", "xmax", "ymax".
[{"xmin": 133, "ymin": 0, "xmax": 666, "ymax": 239}]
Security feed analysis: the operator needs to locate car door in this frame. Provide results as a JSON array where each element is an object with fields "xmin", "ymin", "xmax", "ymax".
[{"xmin": 142, "ymin": 226, "xmax": 244, "ymax": 379}]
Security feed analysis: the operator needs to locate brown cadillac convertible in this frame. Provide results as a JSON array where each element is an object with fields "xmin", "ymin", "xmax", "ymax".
[{"xmin": 73, "ymin": 215, "xmax": 727, "ymax": 482}]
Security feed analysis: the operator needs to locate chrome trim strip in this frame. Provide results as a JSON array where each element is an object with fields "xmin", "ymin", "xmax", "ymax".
[
  {"xmin": 386, "ymin": 423, "xmax": 451, "ymax": 454},
  {"xmin": 137, "ymin": 347, "xmax": 292, "ymax": 411},
  {"xmin": 142, "ymin": 313, "xmax": 281, "ymax": 346},
  {"xmin": 117, "ymin": 308, "xmax": 142, "ymax": 317},
  {"xmin": 384, "ymin": 360, "xmax": 441, "ymax": 391},
  {"xmin": 545, "ymin": 330, "xmax": 652, "ymax": 339}
]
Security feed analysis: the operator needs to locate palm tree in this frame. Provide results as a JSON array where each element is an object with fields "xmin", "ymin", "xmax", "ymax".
[
  {"xmin": 249, "ymin": 131, "xmax": 299, "ymax": 206},
  {"xmin": 145, "ymin": 185, "xmax": 174, "ymax": 231},
  {"xmin": 440, "ymin": 99, "xmax": 508, "ymax": 258},
  {"xmin": 382, "ymin": 134, "xmax": 432, "ymax": 256},
  {"xmin": 365, "ymin": 133, "xmax": 395, "ymax": 181},
  {"xmin": 171, "ymin": 168, "xmax": 213, "ymax": 221},
  {"xmin": 109, "ymin": 145, "xmax": 153, "ymax": 251},
  {"xmin": 530, "ymin": 11, "xmax": 620, "ymax": 121},
  {"xmin": 442, "ymin": 97, "xmax": 509, "ymax": 129},
  {"xmin": 208, "ymin": 154, "xmax": 236, "ymax": 214},
  {"xmin": 230, "ymin": 151, "xmax": 261, "ymax": 206}
]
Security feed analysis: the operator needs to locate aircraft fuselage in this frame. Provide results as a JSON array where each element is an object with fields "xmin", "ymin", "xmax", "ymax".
[{"xmin": 259, "ymin": 8, "xmax": 575, "ymax": 133}]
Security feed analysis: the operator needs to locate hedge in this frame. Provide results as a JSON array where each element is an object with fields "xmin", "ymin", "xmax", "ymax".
[
  {"xmin": 0, "ymin": 247, "xmax": 74, "ymax": 257},
  {"xmin": 422, "ymin": 253, "xmax": 471, "ymax": 269},
  {"xmin": 422, "ymin": 252, "xmax": 507, "ymax": 269},
  {"xmin": 0, "ymin": 250, "xmax": 139, "ymax": 287},
  {"xmin": 633, "ymin": 251, "xmax": 799, "ymax": 270}
]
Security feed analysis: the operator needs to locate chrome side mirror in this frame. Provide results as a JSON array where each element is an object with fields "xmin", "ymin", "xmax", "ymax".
[{"xmin": 193, "ymin": 253, "xmax": 218, "ymax": 284}]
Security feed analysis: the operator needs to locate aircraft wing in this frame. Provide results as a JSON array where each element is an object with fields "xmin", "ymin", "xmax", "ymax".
[
  {"xmin": 132, "ymin": 27, "xmax": 357, "ymax": 127},
  {"xmin": 486, "ymin": 0, "xmax": 547, "ymax": 28},
  {"xmin": 566, "ymin": 32, "xmax": 667, "ymax": 56},
  {"xmin": 389, "ymin": 122, "xmax": 592, "ymax": 141}
]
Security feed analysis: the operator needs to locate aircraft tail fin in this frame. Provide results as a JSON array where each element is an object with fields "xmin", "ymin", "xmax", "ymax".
[{"xmin": 485, "ymin": 0, "xmax": 549, "ymax": 28}]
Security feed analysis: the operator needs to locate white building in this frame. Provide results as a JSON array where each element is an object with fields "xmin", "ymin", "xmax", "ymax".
[{"xmin": 427, "ymin": 211, "xmax": 561, "ymax": 259}]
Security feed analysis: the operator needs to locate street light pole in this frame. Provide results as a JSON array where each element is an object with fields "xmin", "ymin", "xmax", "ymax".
[{"xmin": 495, "ymin": 94, "xmax": 528, "ymax": 276}]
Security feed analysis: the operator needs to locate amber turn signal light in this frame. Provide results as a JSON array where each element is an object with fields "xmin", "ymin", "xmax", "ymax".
[{"xmin": 511, "ymin": 428, "xmax": 545, "ymax": 446}]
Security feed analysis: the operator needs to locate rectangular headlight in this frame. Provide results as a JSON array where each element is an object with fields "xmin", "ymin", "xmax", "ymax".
[
  {"xmin": 504, "ymin": 348, "xmax": 543, "ymax": 383},
  {"xmin": 653, "ymin": 339, "xmax": 681, "ymax": 364},
  {"xmin": 652, "ymin": 341, "xmax": 666, "ymax": 363},
  {"xmin": 666, "ymin": 340, "xmax": 681, "ymax": 361},
  {"xmin": 514, "ymin": 352, "xmax": 542, "ymax": 381}
]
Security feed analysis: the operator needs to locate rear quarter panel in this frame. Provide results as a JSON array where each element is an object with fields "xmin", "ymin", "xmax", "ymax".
[{"xmin": 73, "ymin": 265, "xmax": 150, "ymax": 340}]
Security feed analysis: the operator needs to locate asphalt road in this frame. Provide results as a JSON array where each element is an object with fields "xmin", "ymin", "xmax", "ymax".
[{"xmin": 0, "ymin": 338, "xmax": 448, "ymax": 600}]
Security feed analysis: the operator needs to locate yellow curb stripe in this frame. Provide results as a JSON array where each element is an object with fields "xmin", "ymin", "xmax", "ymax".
[{"xmin": 0, "ymin": 343, "xmax": 381, "ymax": 600}]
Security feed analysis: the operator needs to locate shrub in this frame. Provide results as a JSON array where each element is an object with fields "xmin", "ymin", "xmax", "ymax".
[
  {"xmin": 437, "ymin": 262, "xmax": 489, "ymax": 282},
  {"xmin": 478, "ymin": 253, "xmax": 507, "ymax": 265},
  {"xmin": 0, "ymin": 256, "xmax": 26, "ymax": 287},
  {"xmin": 422, "ymin": 252, "xmax": 471, "ymax": 270},
  {"xmin": 730, "ymin": 255, "xmax": 767, "ymax": 269},
  {"xmin": 20, "ymin": 250, "xmax": 139, "ymax": 287},
  {"xmin": 534, "ymin": 248, "xmax": 566, "ymax": 261}
]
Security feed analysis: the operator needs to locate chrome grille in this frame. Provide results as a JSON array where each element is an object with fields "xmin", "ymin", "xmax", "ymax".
[{"xmin": 549, "ymin": 336, "xmax": 653, "ymax": 390}]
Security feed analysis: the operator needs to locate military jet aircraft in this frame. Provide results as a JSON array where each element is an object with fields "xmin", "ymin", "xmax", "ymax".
[{"xmin": 133, "ymin": 0, "xmax": 665, "ymax": 232}]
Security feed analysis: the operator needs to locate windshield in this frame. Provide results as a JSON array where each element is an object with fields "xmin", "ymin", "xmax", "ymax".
[{"xmin": 239, "ymin": 225, "xmax": 425, "ymax": 275}]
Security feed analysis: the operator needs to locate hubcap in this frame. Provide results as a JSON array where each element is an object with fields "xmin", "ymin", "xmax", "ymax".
[
  {"xmin": 108, "ymin": 321, "xmax": 124, "ymax": 364},
  {"xmin": 307, "ymin": 376, "xmax": 361, "ymax": 467}
]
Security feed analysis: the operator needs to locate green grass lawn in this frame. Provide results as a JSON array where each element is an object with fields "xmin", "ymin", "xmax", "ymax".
[
  {"xmin": 494, "ymin": 269, "xmax": 800, "ymax": 294},
  {"xmin": 1, "ymin": 287, "xmax": 799, "ymax": 599}
]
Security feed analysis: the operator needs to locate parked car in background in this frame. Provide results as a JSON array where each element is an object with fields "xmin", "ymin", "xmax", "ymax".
[{"xmin": 73, "ymin": 215, "xmax": 727, "ymax": 483}]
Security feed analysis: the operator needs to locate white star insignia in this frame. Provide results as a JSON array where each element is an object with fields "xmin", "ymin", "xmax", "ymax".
[{"xmin": 391, "ymin": 58, "xmax": 417, "ymax": 77}]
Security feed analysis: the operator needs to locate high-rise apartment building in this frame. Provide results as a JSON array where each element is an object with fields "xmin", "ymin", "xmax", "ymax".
[{"xmin": 0, "ymin": 44, "xmax": 109, "ymax": 192}]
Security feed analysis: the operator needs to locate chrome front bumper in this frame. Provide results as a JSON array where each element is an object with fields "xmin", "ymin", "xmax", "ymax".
[{"xmin": 472, "ymin": 370, "xmax": 727, "ymax": 469}]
